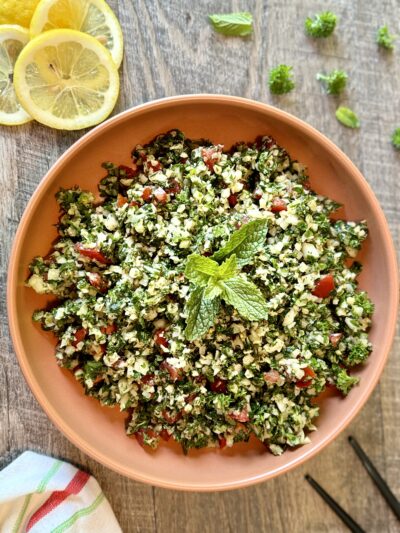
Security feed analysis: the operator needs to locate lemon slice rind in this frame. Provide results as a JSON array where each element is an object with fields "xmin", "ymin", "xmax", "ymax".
[
  {"xmin": 30, "ymin": 0, "xmax": 123, "ymax": 68},
  {"xmin": 0, "ymin": 25, "xmax": 32, "ymax": 125}
]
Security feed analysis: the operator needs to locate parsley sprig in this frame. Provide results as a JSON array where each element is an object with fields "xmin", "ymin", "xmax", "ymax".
[
  {"xmin": 305, "ymin": 11, "xmax": 337, "ymax": 38},
  {"xmin": 376, "ymin": 25, "xmax": 396, "ymax": 50},
  {"xmin": 184, "ymin": 219, "xmax": 269, "ymax": 340}
]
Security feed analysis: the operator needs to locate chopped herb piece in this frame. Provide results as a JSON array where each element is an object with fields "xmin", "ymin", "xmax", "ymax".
[
  {"xmin": 305, "ymin": 11, "xmax": 337, "ymax": 38},
  {"xmin": 268, "ymin": 65, "xmax": 295, "ymax": 95},
  {"xmin": 316, "ymin": 70, "xmax": 348, "ymax": 95},
  {"xmin": 209, "ymin": 12, "xmax": 253, "ymax": 37},
  {"xmin": 391, "ymin": 128, "xmax": 400, "ymax": 149},
  {"xmin": 376, "ymin": 25, "xmax": 396, "ymax": 50},
  {"xmin": 335, "ymin": 106, "xmax": 360, "ymax": 128}
]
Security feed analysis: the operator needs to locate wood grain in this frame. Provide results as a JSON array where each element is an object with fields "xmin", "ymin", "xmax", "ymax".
[{"xmin": 1, "ymin": 1, "xmax": 399, "ymax": 532}]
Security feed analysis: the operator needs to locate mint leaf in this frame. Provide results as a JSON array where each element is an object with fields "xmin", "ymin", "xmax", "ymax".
[
  {"xmin": 222, "ymin": 276, "xmax": 268, "ymax": 321},
  {"xmin": 204, "ymin": 278, "xmax": 223, "ymax": 300},
  {"xmin": 184, "ymin": 286, "xmax": 221, "ymax": 340},
  {"xmin": 209, "ymin": 12, "xmax": 253, "ymax": 37},
  {"xmin": 185, "ymin": 254, "xmax": 219, "ymax": 286},
  {"xmin": 335, "ymin": 107, "xmax": 360, "ymax": 129},
  {"xmin": 212, "ymin": 219, "xmax": 268, "ymax": 267},
  {"xmin": 216, "ymin": 254, "xmax": 237, "ymax": 279}
]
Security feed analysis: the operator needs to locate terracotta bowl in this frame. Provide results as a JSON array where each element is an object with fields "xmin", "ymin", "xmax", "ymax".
[{"xmin": 7, "ymin": 95, "xmax": 398, "ymax": 491}]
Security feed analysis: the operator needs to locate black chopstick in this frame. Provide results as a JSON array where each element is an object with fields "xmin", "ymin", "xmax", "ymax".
[
  {"xmin": 348, "ymin": 436, "xmax": 400, "ymax": 520},
  {"xmin": 305, "ymin": 475, "xmax": 366, "ymax": 533}
]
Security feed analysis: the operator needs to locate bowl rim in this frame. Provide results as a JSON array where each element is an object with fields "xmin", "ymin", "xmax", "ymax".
[{"xmin": 7, "ymin": 94, "xmax": 399, "ymax": 491}]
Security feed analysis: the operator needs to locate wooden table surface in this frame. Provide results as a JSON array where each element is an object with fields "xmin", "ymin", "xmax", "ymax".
[{"xmin": 1, "ymin": 1, "xmax": 399, "ymax": 531}]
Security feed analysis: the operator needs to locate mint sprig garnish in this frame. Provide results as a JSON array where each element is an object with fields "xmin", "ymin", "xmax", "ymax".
[{"xmin": 184, "ymin": 220, "xmax": 269, "ymax": 340}]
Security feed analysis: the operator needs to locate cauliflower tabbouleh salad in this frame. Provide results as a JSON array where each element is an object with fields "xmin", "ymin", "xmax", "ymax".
[{"xmin": 27, "ymin": 130, "xmax": 374, "ymax": 455}]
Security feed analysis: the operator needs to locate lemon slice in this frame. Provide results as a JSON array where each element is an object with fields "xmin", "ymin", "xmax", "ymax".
[
  {"xmin": 0, "ymin": 25, "xmax": 32, "ymax": 125},
  {"xmin": 14, "ymin": 29, "xmax": 119, "ymax": 130},
  {"xmin": 0, "ymin": 0, "xmax": 40, "ymax": 28},
  {"xmin": 30, "ymin": 0, "xmax": 123, "ymax": 67}
]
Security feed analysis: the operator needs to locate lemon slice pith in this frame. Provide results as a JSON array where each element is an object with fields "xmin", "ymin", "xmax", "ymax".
[
  {"xmin": 0, "ymin": 25, "xmax": 32, "ymax": 125},
  {"xmin": 14, "ymin": 29, "xmax": 120, "ymax": 130},
  {"xmin": 30, "ymin": 0, "xmax": 123, "ymax": 68}
]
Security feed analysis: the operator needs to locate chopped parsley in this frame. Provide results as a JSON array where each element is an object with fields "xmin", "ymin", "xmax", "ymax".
[
  {"xmin": 268, "ymin": 65, "xmax": 295, "ymax": 95},
  {"xmin": 391, "ymin": 128, "xmax": 400, "ymax": 149},
  {"xmin": 376, "ymin": 25, "xmax": 396, "ymax": 50},
  {"xmin": 27, "ymin": 130, "xmax": 373, "ymax": 455},
  {"xmin": 316, "ymin": 70, "xmax": 348, "ymax": 95},
  {"xmin": 305, "ymin": 11, "xmax": 337, "ymax": 38}
]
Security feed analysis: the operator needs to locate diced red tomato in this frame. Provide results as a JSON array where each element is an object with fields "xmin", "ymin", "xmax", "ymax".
[
  {"xmin": 210, "ymin": 377, "xmax": 228, "ymax": 393},
  {"xmin": 154, "ymin": 329, "xmax": 168, "ymax": 348},
  {"xmin": 185, "ymin": 393, "xmax": 197, "ymax": 404},
  {"xmin": 162, "ymin": 410, "xmax": 182, "ymax": 424},
  {"xmin": 101, "ymin": 323, "xmax": 117, "ymax": 335},
  {"xmin": 129, "ymin": 200, "xmax": 140, "ymax": 207},
  {"xmin": 271, "ymin": 198, "xmax": 287, "ymax": 212},
  {"xmin": 160, "ymin": 429, "xmax": 171, "ymax": 441},
  {"xmin": 92, "ymin": 375, "xmax": 104, "ymax": 386},
  {"xmin": 201, "ymin": 146, "xmax": 222, "ymax": 171},
  {"xmin": 117, "ymin": 194, "xmax": 128, "ymax": 207},
  {"xmin": 118, "ymin": 164, "xmax": 139, "ymax": 178},
  {"xmin": 72, "ymin": 328, "xmax": 87, "ymax": 347},
  {"xmin": 312, "ymin": 274, "xmax": 335, "ymax": 298},
  {"xmin": 263, "ymin": 370, "xmax": 280, "ymax": 383},
  {"xmin": 134, "ymin": 429, "xmax": 157, "ymax": 447},
  {"xmin": 75, "ymin": 243, "xmax": 111, "ymax": 264},
  {"xmin": 140, "ymin": 374, "xmax": 155, "ymax": 385},
  {"xmin": 255, "ymin": 135, "xmax": 276, "ymax": 150},
  {"xmin": 230, "ymin": 408, "xmax": 250, "ymax": 423},
  {"xmin": 166, "ymin": 180, "xmax": 181, "ymax": 195},
  {"xmin": 303, "ymin": 366, "xmax": 316, "ymax": 379},
  {"xmin": 228, "ymin": 194, "xmax": 238, "ymax": 208},
  {"xmin": 218, "ymin": 436, "xmax": 227, "ymax": 449},
  {"xmin": 329, "ymin": 333, "xmax": 343, "ymax": 347},
  {"xmin": 87, "ymin": 272, "xmax": 108, "ymax": 292},
  {"xmin": 296, "ymin": 379, "xmax": 312, "ymax": 388},
  {"xmin": 253, "ymin": 188, "xmax": 263, "ymax": 200},
  {"xmin": 148, "ymin": 160, "xmax": 162, "ymax": 172},
  {"xmin": 296, "ymin": 367, "xmax": 316, "ymax": 388},
  {"xmin": 142, "ymin": 187, "xmax": 153, "ymax": 202},
  {"xmin": 154, "ymin": 187, "xmax": 168, "ymax": 204},
  {"xmin": 160, "ymin": 361, "xmax": 181, "ymax": 381},
  {"xmin": 135, "ymin": 431, "xmax": 145, "ymax": 447}
]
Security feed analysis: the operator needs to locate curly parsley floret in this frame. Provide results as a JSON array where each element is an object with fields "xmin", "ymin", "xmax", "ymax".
[
  {"xmin": 268, "ymin": 65, "xmax": 295, "ymax": 95},
  {"xmin": 305, "ymin": 11, "xmax": 337, "ymax": 38},
  {"xmin": 26, "ymin": 130, "xmax": 373, "ymax": 455},
  {"xmin": 391, "ymin": 128, "xmax": 400, "ymax": 150},
  {"xmin": 316, "ymin": 70, "xmax": 348, "ymax": 95},
  {"xmin": 376, "ymin": 25, "xmax": 396, "ymax": 50}
]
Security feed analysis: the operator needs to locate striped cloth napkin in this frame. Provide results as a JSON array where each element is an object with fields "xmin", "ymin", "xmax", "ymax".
[{"xmin": 0, "ymin": 451, "xmax": 122, "ymax": 533}]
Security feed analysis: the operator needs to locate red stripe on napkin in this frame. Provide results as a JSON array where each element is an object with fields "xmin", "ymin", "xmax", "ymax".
[{"xmin": 26, "ymin": 470, "xmax": 90, "ymax": 531}]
